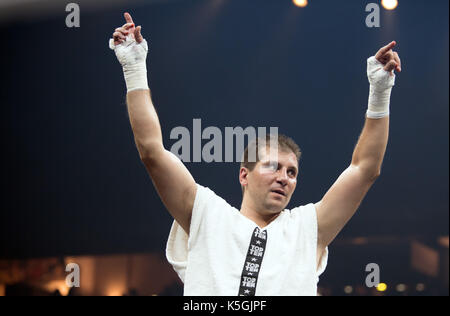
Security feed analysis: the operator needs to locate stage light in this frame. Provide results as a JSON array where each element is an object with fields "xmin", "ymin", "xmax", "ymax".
[
  {"xmin": 376, "ymin": 283, "xmax": 387, "ymax": 292},
  {"xmin": 107, "ymin": 286, "xmax": 125, "ymax": 296},
  {"xmin": 416, "ymin": 283, "xmax": 425, "ymax": 292},
  {"xmin": 381, "ymin": 0, "xmax": 398, "ymax": 10},
  {"xmin": 344, "ymin": 286, "xmax": 353, "ymax": 294},
  {"xmin": 396, "ymin": 284, "xmax": 406, "ymax": 292},
  {"xmin": 293, "ymin": 0, "xmax": 308, "ymax": 8},
  {"xmin": 43, "ymin": 280, "xmax": 70, "ymax": 296}
]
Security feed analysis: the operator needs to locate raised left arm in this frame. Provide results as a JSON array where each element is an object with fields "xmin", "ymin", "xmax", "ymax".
[
  {"xmin": 315, "ymin": 41, "xmax": 401, "ymax": 250},
  {"xmin": 315, "ymin": 116, "xmax": 388, "ymax": 249}
]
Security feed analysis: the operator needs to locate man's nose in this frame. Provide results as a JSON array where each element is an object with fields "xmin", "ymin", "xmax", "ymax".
[{"xmin": 276, "ymin": 168, "xmax": 288, "ymax": 185}]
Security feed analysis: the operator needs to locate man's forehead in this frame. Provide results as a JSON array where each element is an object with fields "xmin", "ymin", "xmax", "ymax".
[{"xmin": 259, "ymin": 148, "xmax": 298, "ymax": 167}]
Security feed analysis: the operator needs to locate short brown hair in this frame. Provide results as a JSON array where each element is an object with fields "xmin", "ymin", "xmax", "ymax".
[{"xmin": 240, "ymin": 134, "xmax": 301, "ymax": 193}]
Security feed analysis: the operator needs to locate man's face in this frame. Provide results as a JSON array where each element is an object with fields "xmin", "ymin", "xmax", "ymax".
[{"xmin": 241, "ymin": 147, "xmax": 298, "ymax": 214}]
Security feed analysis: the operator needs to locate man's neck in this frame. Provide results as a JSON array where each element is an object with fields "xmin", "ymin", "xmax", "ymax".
[{"xmin": 240, "ymin": 197, "xmax": 281, "ymax": 229}]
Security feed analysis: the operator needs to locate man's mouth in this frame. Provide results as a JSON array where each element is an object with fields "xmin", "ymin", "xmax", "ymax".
[{"xmin": 271, "ymin": 189, "xmax": 286, "ymax": 197}]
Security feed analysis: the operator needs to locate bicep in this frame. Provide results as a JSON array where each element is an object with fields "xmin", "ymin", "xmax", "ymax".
[
  {"xmin": 315, "ymin": 165, "xmax": 376, "ymax": 248},
  {"xmin": 142, "ymin": 148, "xmax": 197, "ymax": 235}
]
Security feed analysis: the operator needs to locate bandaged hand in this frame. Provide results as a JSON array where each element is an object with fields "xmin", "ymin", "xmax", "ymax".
[
  {"xmin": 109, "ymin": 12, "xmax": 149, "ymax": 92},
  {"xmin": 366, "ymin": 41, "xmax": 402, "ymax": 119}
]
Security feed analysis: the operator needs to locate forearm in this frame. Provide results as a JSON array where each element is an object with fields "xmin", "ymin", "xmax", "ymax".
[
  {"xmin": 351, "ymin": 44, "xmax": 399, "ymax": 178},
  {"xmin": 109, "ymin": 23, "xmax": 164, "ymax": 160},
  {"xmin": 126, "ymin": 89, "xmax": 164, "ymax": 160},
  {"xmin": 351, "ymin": 116, "xmax": 389, "ymax": 178}
]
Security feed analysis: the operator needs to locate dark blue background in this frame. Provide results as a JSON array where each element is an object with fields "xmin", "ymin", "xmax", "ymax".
[{"xmin": 1, "ymin": 0, "xmax": 448, "ymax": 259}]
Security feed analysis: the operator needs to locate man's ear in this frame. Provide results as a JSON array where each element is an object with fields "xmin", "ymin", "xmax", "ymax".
[{"xmin": 239, "ymin": 167, "xmax": 249, "ymax": 187}]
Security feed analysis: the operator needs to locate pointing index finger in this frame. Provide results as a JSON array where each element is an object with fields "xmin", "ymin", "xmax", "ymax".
[
  {"xmin": 376, "ymin": 41, "xmax": 397, "ymax": 59},
  {"xmin": 124, "ymin": 12, "xmax": 134, "ymax": 24}
]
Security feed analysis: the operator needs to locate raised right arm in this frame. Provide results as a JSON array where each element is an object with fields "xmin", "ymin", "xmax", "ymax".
[{"xmin": 111, "ymin": 13, "xmax": 196, "ymax": 234}]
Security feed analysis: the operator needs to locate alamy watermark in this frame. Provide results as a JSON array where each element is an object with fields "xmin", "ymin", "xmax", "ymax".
[
  {"xmin": 365, "ymin": 263, "xmax": 381, "ymax": 287},
  {"xmin": 65, "ymin": 263, "xmax": 80, "ymax": 288},
  {"xmin": 66, "ymin": 3, "xmax": 80, "ymax": 28},
  {"xmin": 365, "ymin": 3, "xmax": 380, "ymax": 28},
  {"xmin": 169, "ymin": 119, "xmax": 279, "ymax": 163},
  {"xmin": 65, "ymin": 3, "xmax": 381, "ymax": 29}
]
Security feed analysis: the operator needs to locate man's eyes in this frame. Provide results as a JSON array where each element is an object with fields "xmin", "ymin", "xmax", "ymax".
[{"xmin": 263, "ymin": 162, "xmax": 296, "ymax": 177}]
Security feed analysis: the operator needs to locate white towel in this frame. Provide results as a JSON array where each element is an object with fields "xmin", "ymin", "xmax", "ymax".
[{"xmin": 166, "ymin": 184, "xmax": 328, "ymax": 296}]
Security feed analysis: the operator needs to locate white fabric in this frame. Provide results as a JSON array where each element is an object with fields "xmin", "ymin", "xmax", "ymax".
[
  {"xmin": 109, "ymin": 35, "xmax": 149, "ymax": 92},
  {"xmin": 166, "ymin": 184, "xmax": 328, "ymax": 296},
  {"xmin": 366, "ymin": 56, "xmax": 396, "ymax": 119}
]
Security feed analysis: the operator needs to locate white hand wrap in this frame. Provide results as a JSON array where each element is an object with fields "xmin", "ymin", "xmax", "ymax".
[
  {"xmin": 109, "ymin": 36, "xmax": 149, "ymax": 92},
  {"xmin": 366, "ymin": 56, "xmax": 396, "ymax": 119}
]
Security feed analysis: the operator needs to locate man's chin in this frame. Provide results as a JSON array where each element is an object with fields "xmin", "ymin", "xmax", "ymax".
[{"xmin": 265, "ymin": 200, "xmax": 288, "ymax": 213}]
